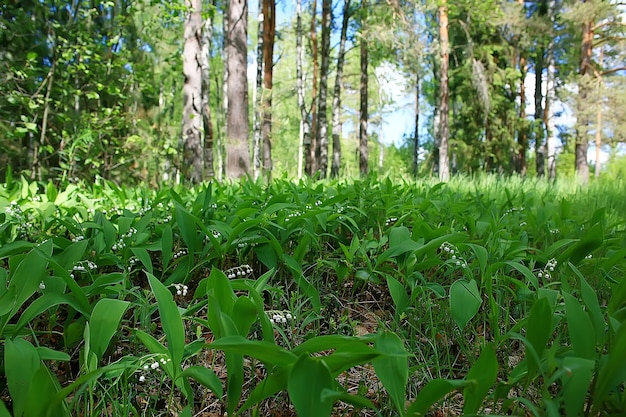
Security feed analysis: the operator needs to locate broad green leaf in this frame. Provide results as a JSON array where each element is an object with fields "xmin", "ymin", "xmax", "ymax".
[
  {"xmin": 577, "ymin": 270, "xmax": 605, "ymax": 345},
  {"xmin": 373, "ymin": 331, "xmax": 409, "ymax": 416},
  {"xmin": 463, "ymin": 343, "xmax": 498, "ymax": 415},
  {"xmin": 89, "ymin": 298, "xmax": 130, "ymax": 362},
  {"xmin": 450, "ymin": 279, "xmax": 481, "ymax": 330},
  {"xmin": 13, "ymin": 293, "xmax": 89, "ymax": 336},
  {"xmin": 387, "ymin": 276, "xmax": 410, "ymax": 320},
  {"xmin": 525, "ymin": 297, "xmax": 552, "ymax": 378},
  {"xmin": 54, "ymin": 239, "xmax": 88, "ymax": 270},
  {"xmin": 175, "ymin": 203, "xmax": 198, "ymax": 254},
  {"xmin": 5, "ymin": 240, "xmax": 52, "ymax": 323},
  {"xmin": 563, "ymin": 292, "xmax": 595, "ymax": 360},
  {"xmin": 0, "ymin": 399, "xmax": 11, "ymax": 417},
  {"xmin": 283, "ymin": 254, "xmax": 321, "ymax": 311},
  {"xmin": 5, "ymin": 337, "xmax": 40, "ymax": 417},
  {"xmin": 179, "ymin": 366, "xmax": 223, "ymax": 398},
  {"xmin": 406, "ymin": 379, "xmax": 468, "ymax": 417},
  {"xmin": 24, "ymin": 365, "xmax": 67, "ymax": 417},
  {"xmin": 147, "ymin": 272, "xmax": 185, "ymax": 368},
  {"xmin": 210, "ymin": 336, "xmax": 297, "ymax": 365},
  {"xmin": 232, "ymin": 296, "xmax": 257, "ymax": 336},
  {"xmin": 35, "ymin": 347, "xmax": 71, "ymax": 362},
  {"xmin": 561, "ymin": 356, "xmax": 595, "ymax": 417},
  {"xmin": 557, "ymin": 222, "xmax": 603, "ymax": 266},
  {"xmin": 321, "ymin": 388, "xmax": 377, "ymax": 410},
  {"xmin": 130, "ymin": 247, "xmax": 153, "ymax": 273},
  {"xmin": 592, "ymin": 323, "xmax": 626, "ymax": 413},
  {"xmin": 161, "ymin": 224, "xmax": 173, "ymax": 268},
  {"xmin": 287, "ymin": 355, "xmax": 334, "ymax": 417}
]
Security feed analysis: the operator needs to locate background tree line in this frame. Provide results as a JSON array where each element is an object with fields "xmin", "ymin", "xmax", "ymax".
[{"xmin": 1, "ymin": 0, "xmax": 625, "ymax": 185}]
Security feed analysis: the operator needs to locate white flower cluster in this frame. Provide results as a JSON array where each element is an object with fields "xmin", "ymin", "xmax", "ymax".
[
  {"xmin": 102, "ymin": 208, "xmax": 125, "ymax": 217},
  {"xmin": 72, "ymin": 260, "xmax": 97, "ymax": 273},
  {"xmin": 173, "ymin": 248, "xmax": 188, "ymax": 260},
  {"xmin": 439, "ymin": 242, "xmax": 467, "ymax": 268},
  {"xmin": 385, "ymin": 217, "xmax": 398, "ymax": 226},
  {"xmin": 204, "ymin": 230, "xmax": 222, "ymax": 243},
  {"xmin": 225, "ymin": 265, "xmax": 253, "ymax": 279},
  {"xmin": 504, "ymin": 207, "xmax": 525, "ymax": 216},
  {"xmin": 71, "ymin": 235, "xmax": 85, "ymax": 242},
  {"xmin": 5, "ymin": 201, "xmax": 23, "ymax": 218},
  {"xmin": 174, "ymin": 283, "xmax": 188, "ymax": 296},
  {"xmin": 138, "ymin": 356, "xmax": 171, "ymax": 383},
  {"xmin": 285, "ymin": 211, "xmax": 302, "ymax": 222},
  {"xmin": 537, "ymin": 258, "xmax": 557, "ymax": 281},
  {"xmin": 267, "ymin": 310, "xmax": 294, "ymax": 325},
  {"xmin": 112, "ymin": 227, "xmax": 138, "ymax": 252},
  {"xmin": 39, "ymin": 281, "xmax": 46, "ymax": 290},
  {"xmin": 550, "ymin": 228, "xmax": 560, "ymax": 234}
]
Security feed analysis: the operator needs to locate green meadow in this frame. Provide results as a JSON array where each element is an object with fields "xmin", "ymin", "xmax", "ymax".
[{"xmin": 1, "ymin": 174, "xmax": 625, "ymax": 416}]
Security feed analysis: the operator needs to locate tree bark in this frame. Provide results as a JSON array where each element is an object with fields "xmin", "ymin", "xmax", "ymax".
[
  {"xmin": 252, "ymin": 0, "xmax": 264, "ymax": 179},
  {"xmin": 594, "ymin": 48, "xmax": 604, "ymax": 178},
  {"xmin": 534, "ymin": 43, "xmax": 545, "ymax": 177},
  {"xmin": 518, "ymin": 54, "xmax": 528, "ymax": 175},
  {"xmin": 308, "ymin": 0, "xmax": 319, "ymax": 175},
  {"xmin": 226, "ymin": 0, "xmax": 250, "ymax": 179},
  {"xmin": 262, "ymin": 0, "xmax": 275, "ymax": 180},
  {"xmin": 576, "ymin": 6, "xmax": 593, "ymax": 184},
  {"xmin": 296, "ymin": 0, "xmax": 309, "ymax": 179},
  {"xmin": 317, "ymin": 0, "xmax": 331, "ymax": 178},
  {"xmin": 330, "ymin": 0, "xmax": 350, "ymax": 178},
  {"xmin": 182, "ymin": 0, "xmax": 203, "ymax": 183},
  {"xmin": 438, "ymin": 0, "xmax": 450, "ymax": 182},
  {"xmin": 358, "ymin": 0, "xmax": 368, "ymax": 176},
  {"xmin": 201, "ymin": 7, "xmax": 214, "ymax": 179},
  {"xmin": 413, "ymin": 72, "xmax": 420, "ymax": 176}
]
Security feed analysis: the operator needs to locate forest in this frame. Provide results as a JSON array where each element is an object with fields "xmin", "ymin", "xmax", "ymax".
[
  {"xmin": 1, "ymin": 1, "xmax": 626, "ymax": 417},
  {"xmin": 1, "ymin": 0, "xmax": 625, "ymax": 184}
]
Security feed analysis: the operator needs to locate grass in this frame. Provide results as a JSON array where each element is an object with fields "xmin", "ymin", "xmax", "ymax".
[{"xmin": 0, "ymin": 173, "xmax": 625, "ymax": 417}]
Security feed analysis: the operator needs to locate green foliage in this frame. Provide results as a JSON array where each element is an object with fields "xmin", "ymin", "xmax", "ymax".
[{"xmin": 0, "ymin": 175, "xmax": 624, "ymax": 416}]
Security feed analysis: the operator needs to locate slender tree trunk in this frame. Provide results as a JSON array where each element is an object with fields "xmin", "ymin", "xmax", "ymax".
[
  {"xmin": 33, "ymin": 61, "xmax": 55, "ymax": 181},
  {"xmin": 317, "ymin": 0, "xmax": 331, "ymax": 178},
  {"xmin": 576, "ymin": 7, "xmax": 593, "ymax": 184},
  {"xmin": 438, "ymin": 0, "xmax": 450, "ymax": 182},
  {"xmin": 545, "ymin": 8, "xmax": 557, "ymax": 181},
  {"xmin": 219, "ymin": 0, "xmax": 229, "ymax": 181},
  {"xmin": 330, "ymin": 0, "xmax": 350, "ymax": 178},
  {"xmin": 413, "ymin": 72, "xmax": 420, "ymax": 176},
  {"xmin": 296, "ymin": 0, "xmax": 309, "ymax": 179},
  {"xmin": 308, "ymin": 0, "xmax": 319, "ymax": 175},
  {"xmin": 182, "ymin": 0, "xmax": 203, "ymax": 183},
  {"xmin": 358, "ymin": 0, "xmax": 368, "ymax": 176},
  {"xmin": 252, "ymin": 0, "xmax": 264, "ymax": 180},
  {"xmin": 534, "ymin": 47, "xmax": 545, "ymax": 177},
  {"xmin": 201, "ymin": 9, "xmax": 214, "ymax": 179},
  {"xmin": 518, "ymin": 54, "xmax": 528, "ymax": 175},
  {"xmin": 226, "ymin": 0, "xmax": 250, "ymax": 179},
  {"xmin": 262, "ymin": 0, "xmax": 275, "ymax": 180},
  {"xmin": 594, "ymin": 48, "xmax": 604, "ymax": 178}
]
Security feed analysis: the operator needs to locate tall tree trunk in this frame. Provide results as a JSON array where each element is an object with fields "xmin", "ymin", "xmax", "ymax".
[
  {"xmin": 218, "ymin": 0, "xmax": 229, "ymax": 181},
  {"xmin": 358, "ymin": 0, "xmax": 368, "ymax": 176},
  {"xmin": 438, "ymin": 0, "xmax": 450, "ymax": 182},
  {"xmin": 296, "ymin": 0, "xmax": 309, "ymax": 179},
  {"xmin": 201, "ymin": 8, "xmax": 214, "ymax": 179},
  {"xmin": 331, "ymin": 0, "xmax": 350, "ymax": 178},
  {"xmin": 182, "ymin": 0, "xmax": 203, "ymax": 183},
  {"xmin": 308, "ymin": 0, "xmax": 319, "ymax": 175},
  {"xmin": 413, "ymin": 72, "xmax": 420, "ymax": 176},
  {"xmin": 317, "ymin": 0, "xmax": 331, "ymax": 178},
  {"xmin": 545, "ymin": 6, "xmax": 557, "ymax": 181},
  {"xmin": 252, "ymin": 0, "xmax": 264, "ymax": 180},
  {"xmin": 576, "ymin": 7, "xmax": 593, "ymax": 184},
  {"xmin": 518, "ymin": 54, "xmax": 528, "ymax": 175},
  {"xmin": 226, "ymin": 0, "xmax": 250, "ymax": 179},
  {"xmin": 594, "ymin": 47, "xmax": 603, "ymax": 179},
  {"xmin": 262, "ymin": 0, "xmax": 275, "ymax": 180},
  {"xmin": 534, "ymin": 49, "xmax": 545, "ymax": 177}
]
